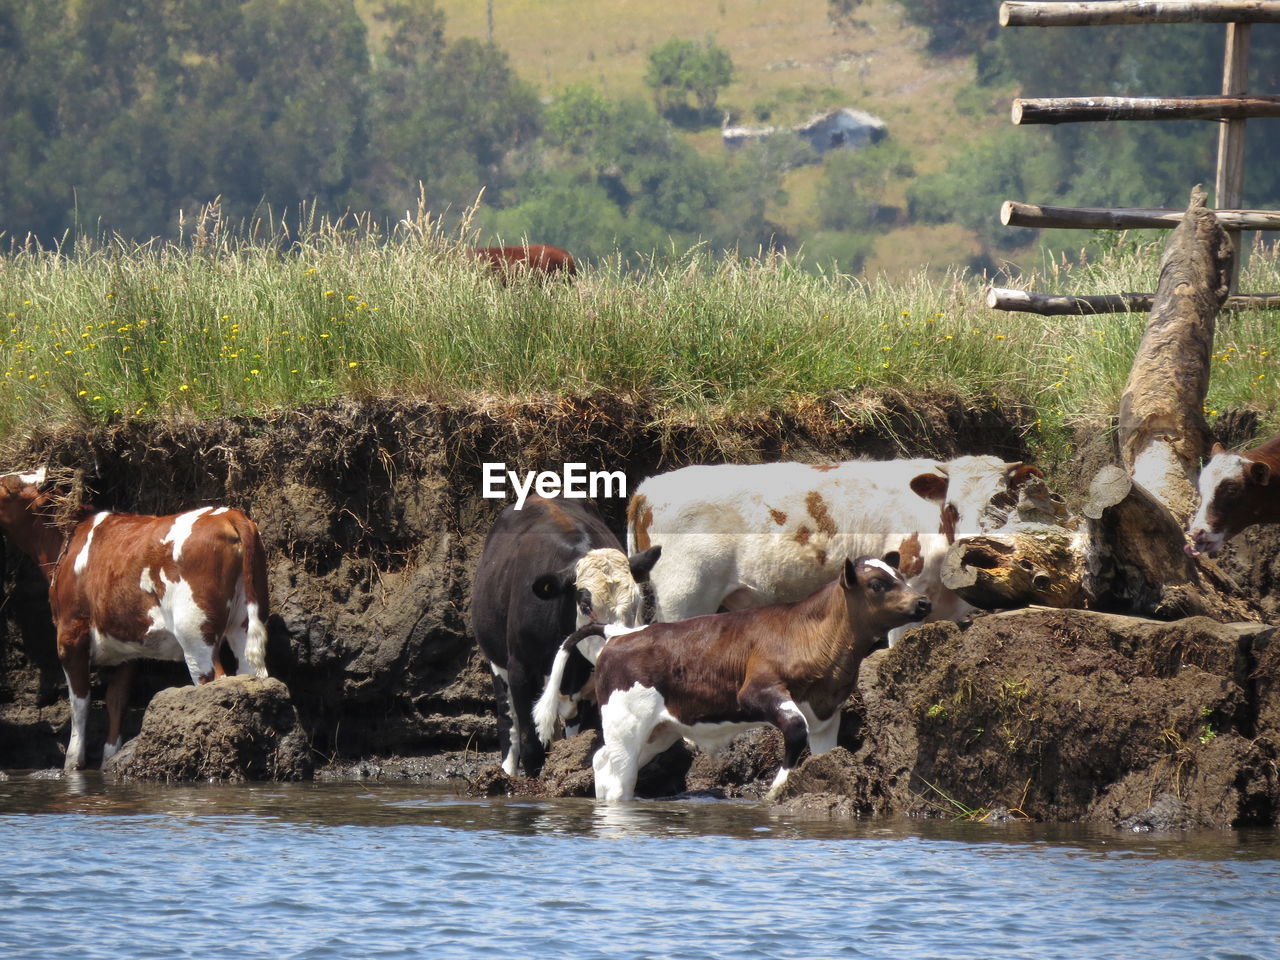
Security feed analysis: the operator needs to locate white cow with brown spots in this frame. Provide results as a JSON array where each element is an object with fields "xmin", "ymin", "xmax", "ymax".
[
  {"xmin": 627, "ymin": 455, "xmax": 1040, "ymax": 642},
  {"xmin": 0, "ymin": 469, "xmax": 270, "ymax": 770}
]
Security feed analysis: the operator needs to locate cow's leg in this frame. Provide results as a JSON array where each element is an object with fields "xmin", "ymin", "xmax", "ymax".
[
  {"xmin": 489, "ymin": 665, "xmax": 518, "ymax": 777},
  {"xmin": 804, "ymin": 706, "xmax": 841, "ymax": 756},
  {"xmin": 57, "ymin": 622, "xmax": 93, "ymax": 772},
  {"xmin": 507, "ymin": 658, "xmax": 546, "ymax": 778},
  {"xmin": 738, "ymin": 679, "xmax": 810, "ymax": 802},
  {"xmin": 101, "ymin": 659, "xmax": 138, "ymax": 765},
  {"xmin": 595, "ymin": 684, "xmax": 665, "ymax": 802}
]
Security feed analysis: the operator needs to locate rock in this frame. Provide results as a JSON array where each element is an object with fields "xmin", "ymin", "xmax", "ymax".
[
  {"xmin": 104, "ymin": 676, "xmax": 312, "ymax": 782},
  {"xmin": 538, "ymin": 731, "xmax": 600, "ymax": 798},
  {"xmin": 1116, "ymin": 793, "xmax": 1204, "ymax": 832}
]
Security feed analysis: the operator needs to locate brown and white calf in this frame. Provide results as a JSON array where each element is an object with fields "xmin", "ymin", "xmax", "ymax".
[
  {"xmin": 1187, "ymin": 436, "xmax": 1280, "ymax": 557},
  {"xmin": 627, "ymin": 454, "xmax": 1041, "ymax": 644},
  {"xmin": 0, "ymin": 470, "xmax": 270, "ymax": 770},
  {"xmin": 577, "ymin": 555, "xmax": 930, "ymax": 803}
]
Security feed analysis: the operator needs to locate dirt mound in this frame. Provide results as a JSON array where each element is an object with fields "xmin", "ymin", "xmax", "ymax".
[{"xmin": 104, "ymin": 676, "xmax": 311, "ymax": 782}]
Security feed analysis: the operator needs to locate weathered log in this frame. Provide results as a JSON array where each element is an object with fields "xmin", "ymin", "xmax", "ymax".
[
  {"xmin": 1000, "ymin": 200, "xmax": 1280, "ymax": 232},
  {"xmin": 1082, "ymin": 467, "xmax": 1260, "ymax": 620},
  {"xmin": 944, "ymin": 466, "xmax": 1263, "ymax": 621},
  {"xmin": 941, "ymin": 523, "xmax": 1088, "ymax": 610},
  {"xmin": 1117, "ymin": 187, "xmax": 1231, "ymax": 525},
  {"xmin": 1013, "ymin": 95, "xmax": 1280, "ymax": 125},
  {"xmin": 986, "ymin": 287, "xmax": 1280, "ymax": 315},
  {"xmin": 1001, "ymin": 2, "xmax": 1280, "ymax": 28}
]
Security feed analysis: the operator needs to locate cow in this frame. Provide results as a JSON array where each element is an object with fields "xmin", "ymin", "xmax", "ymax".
[
  {"xmin": 471, "ymin": 244, "xmax": 577, "ymax": 280},
  {"xmin": 626, "ymin": 454, "xmax": 1041, "ymax": 643},
  {"xmin": 0, "ymin": 469, "xmax": 270, "ymax": 770},
  {"xmin": 469, "ymin": 495, "xmax": 661, "ymax": 778},
  {"xmin": 575, "ymin": 554, "xmax": 929, "ymax": 803},
  {"xmin": 1187, "ymin": 436, "xmax": 1280, "ymax": 557}
]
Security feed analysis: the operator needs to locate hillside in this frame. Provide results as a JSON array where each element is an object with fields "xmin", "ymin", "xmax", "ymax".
[{"xmin": 428, "ymin": 0, "xmax": 1010, "ymax": 276}]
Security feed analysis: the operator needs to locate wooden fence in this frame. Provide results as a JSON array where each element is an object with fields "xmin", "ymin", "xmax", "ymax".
[{"xmin": 989, "ymin": 0, "xmax": 1280, "ymax": 313}]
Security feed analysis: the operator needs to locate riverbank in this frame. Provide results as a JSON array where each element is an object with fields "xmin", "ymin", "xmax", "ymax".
[{"xmin": 1, "ymin": 392, "xmax": 1277, "ymax": 827}]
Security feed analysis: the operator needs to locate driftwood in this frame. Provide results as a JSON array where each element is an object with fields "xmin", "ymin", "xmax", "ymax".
[
  {"xmin": 941, "ymin": 478, "xmax": 1087, "ymax": 609},
  {"xmin": 948, "ymin": 190, "xmax": 1262, "ymax": 622},
  {"xmin": 1117, "ymin": 186, "xmax": 1230, "ymax": 526}
]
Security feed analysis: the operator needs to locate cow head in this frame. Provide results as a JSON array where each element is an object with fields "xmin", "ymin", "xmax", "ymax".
[
  {"xmin": 840, "ymin": 553, "xmax": 931, "ymax": 638},
  {"xmin": 531, "ymin": 545, "xmax": 662, "ymax": 627},
  {"xmin": 908, "ymin": 455, "xmax": 1043, "ymax": 543},
  {"xmin": 0, "ymin": 468, "xmax": 49, "ymax": 529},
  {"xmin": 1186, "ymin": 443, "xmax": 1270, "ymax": 557}
]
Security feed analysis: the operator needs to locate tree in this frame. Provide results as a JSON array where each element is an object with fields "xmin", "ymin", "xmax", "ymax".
[{"xmin": 644, "ymin": 37, "xmax": 734, "ymax": 122}]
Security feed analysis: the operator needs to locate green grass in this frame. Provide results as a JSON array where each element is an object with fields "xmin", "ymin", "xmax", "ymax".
[{"xmin": 3, "ymin": 210, "xmax": 1279, "ymax": 463}]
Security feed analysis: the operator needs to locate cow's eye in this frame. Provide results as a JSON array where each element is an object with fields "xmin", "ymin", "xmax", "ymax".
[
  {"xmin": 577, "ymin": 590, "xmax": 593, "ymax": 614},
  {"xmin": 869, "ymin": 579, "xmax": 887, "ymax": 592}
]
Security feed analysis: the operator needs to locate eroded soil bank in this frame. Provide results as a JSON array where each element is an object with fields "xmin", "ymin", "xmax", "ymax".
[{"xmin": 2, "ymin": 392, "xmax": 1277, "ymax": 826}]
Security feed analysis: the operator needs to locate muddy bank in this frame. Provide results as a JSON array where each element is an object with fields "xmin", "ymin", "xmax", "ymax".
[
  {"xmin": 2, "ymin": 393, "xmax": 1277, "ymax": 826},
  {"xmin": 0, "ymin": 391, "xmax": 1029, "ymax": 768}
]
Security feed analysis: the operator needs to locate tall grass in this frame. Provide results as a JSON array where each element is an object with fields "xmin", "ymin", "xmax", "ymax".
[{"xmin": 3, "ymin": 207, "xmax": 1279, "ymax": 463}]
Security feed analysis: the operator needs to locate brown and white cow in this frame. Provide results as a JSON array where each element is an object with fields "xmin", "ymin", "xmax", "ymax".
[
  {"xmin": 581, "ymin": 554, "xmax": 929, "ymax": 803},
  {"xmin": 471, "ymin": 244, "xmax": 577, "ymax": 280},
  {"xmin": 0, "ymin": 469, "xmax": 270, "ymax": 770},
  {"xmin": 627, "ymin": 454, "xmax": 1040, "ymax": 644},
  {"xmin": 1187, "ymin": 436, "xmax": 1280, "ymax": 557}
]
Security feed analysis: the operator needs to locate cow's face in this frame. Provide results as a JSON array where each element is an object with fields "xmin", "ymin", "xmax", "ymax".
[
  {"xmin": 1187, "ymin": 445, "xmax": 1268, "ymax": 557},
  {"xmin": 0, "ymin": 469, "xmax": 47, "ymax": 531},
  {"xmin": 840, "ymin": 554, "xmax": 931, "ymax": 634},
  {"xmin": 531, "ymin": 546, "xmax": 662, "ymax": 627},
  {"xmin": 909, "ymin": 456, "xmax": 1042, "ymax": 542}
]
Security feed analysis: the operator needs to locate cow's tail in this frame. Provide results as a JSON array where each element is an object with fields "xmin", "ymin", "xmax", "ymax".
[
  {"xmin": 534, "ymin": 623, "xmax": 605, "ymax": 747},
  {"xmin": 235, "ymin": 511, "xmax": 271, "ymax": 678}
]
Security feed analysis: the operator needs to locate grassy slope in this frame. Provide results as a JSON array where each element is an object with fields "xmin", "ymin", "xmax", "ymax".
[{"xmin": 426, "ymin": 0, "xmax": 1008, "ymax": 277}]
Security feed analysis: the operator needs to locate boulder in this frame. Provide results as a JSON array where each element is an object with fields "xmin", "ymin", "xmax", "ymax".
[{"xmin": 105, "ymin": 675, "xmax": 312, "ymax": 782}]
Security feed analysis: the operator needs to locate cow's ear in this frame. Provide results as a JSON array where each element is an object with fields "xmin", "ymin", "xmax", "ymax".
[
  {"xmin": 1250, "ymin": 460, "xmax": 1272, "ymax": 486},
  {"xmin": 882, "ymin": 550, "xmax": 901, "ymax": 570},
  {"xmin": 909, "ymin": 472, "xmax": 948, "ymax": 503},
  {"xmin": 628, "ymin": 545, "xmax": 662, "ymax": 581},
  {"xmin": 840, "ymin": 557, "xmax": 857, "ymax": 590},
  {"xmin": 531, "ymin": 571, "xmax": 572, "ymax": 600},
  {"xmin": 1211, "ymin": 442, "xmax": 1227, "ymax": 457}
]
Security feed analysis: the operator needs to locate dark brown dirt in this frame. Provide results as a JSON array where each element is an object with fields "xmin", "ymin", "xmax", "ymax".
[{"xmin": 103, "ymin": 676, "xmax": 311, "ymax": 781}]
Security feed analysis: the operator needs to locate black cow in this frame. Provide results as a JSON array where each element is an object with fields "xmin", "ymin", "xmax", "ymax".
[{"xmin": 470, "ymin": 496, "xmax": 661, "ymax": 777}]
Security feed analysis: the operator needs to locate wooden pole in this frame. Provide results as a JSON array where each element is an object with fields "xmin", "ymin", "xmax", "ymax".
[
  {"xmin": 1116, "ymin": 187, "xmax": 1230, "ymax": 524},
  {"xmin": 1001, "ymin": 200, "xmax": 1280, "ymax": 231},
  {"xmin": 1216, "ymin": 23, "xmax": 1252, "ymax": 293},
  {"xmin": 1001, "ymin": 1, "xmax": 1280, "ymax": 27},
  {"xmin": 1013, "ymin": 94, "xmax": 1280, "ymax": 124},
  {"xmin": 987, "ymin": 287, "xmax": 1280, "ymax": 314}
]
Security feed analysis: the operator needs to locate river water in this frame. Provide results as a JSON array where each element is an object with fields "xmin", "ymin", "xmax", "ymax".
[{"xmin": 1, "ymin": 773, "xmax": 1277, "ymax": 960}]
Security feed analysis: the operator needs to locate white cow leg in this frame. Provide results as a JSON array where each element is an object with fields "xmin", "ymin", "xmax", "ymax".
[
  {"xmin": 595, "ymin": 684, "xmax": 665, "ymax": 802},
  {"xmin": 64, "ymin": 686, "xmax": 90, "ymax": 772}
]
